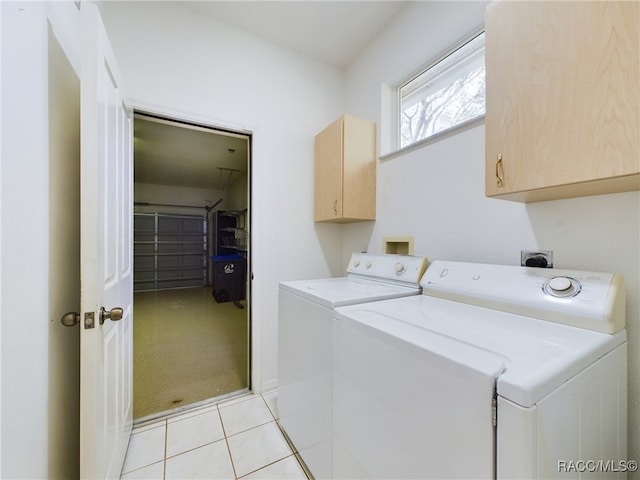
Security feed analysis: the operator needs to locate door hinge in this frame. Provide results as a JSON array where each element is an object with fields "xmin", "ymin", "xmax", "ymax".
[{"xmin": 491, "ymin": 397, "xmax": 497, "ymax": 427}]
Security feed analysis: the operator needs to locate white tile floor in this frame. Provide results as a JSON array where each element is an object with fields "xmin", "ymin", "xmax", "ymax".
[{"xmin": 120, "ymin": 391, "xmax": 309, "ymax": 480}]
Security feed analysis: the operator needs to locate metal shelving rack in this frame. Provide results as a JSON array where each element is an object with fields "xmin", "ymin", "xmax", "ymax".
[
  {"xmin": 212, "ymin": 210, "xmax": 247, "ymax": 256},
  {"xmin": 134, "ymin": 213, "xmax": 208, "ymax": 292}
]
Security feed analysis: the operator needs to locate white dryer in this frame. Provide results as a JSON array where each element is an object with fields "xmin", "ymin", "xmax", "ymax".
[
  {"xmin": 333, "ymin": 260, "xmax": 627, "ymax": 479},
  {"xmin": 278, "ymin": 253, "xmax": 428, "ymax": 479}
]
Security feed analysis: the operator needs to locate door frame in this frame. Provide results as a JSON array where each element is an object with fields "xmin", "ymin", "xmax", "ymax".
[{"xmin": 130, "ymin": 102, "xmax": 257, "ymax": 407}]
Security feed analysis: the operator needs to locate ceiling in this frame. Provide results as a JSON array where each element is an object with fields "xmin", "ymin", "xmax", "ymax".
[
  {"xmin": 181, "ymin": 1, "xmax": 408, "ymax": 69},
  {"xmin": 133, "ymin": 1, "xmax": 408, "ymax": 191},
  {"xmin": 134, "ymin": 115, "xmax": 249, "ymax": 191}
]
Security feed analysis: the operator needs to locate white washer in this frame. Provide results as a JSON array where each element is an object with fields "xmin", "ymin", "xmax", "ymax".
[
  {"xmin": 278, "ymin": 253, "xmax": 429, "ymax": 479},
  {"xmin": 333, "ymin": 260, "xmax": 627, "ymax": 479}
]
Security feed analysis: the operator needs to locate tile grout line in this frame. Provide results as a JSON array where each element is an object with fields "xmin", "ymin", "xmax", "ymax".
[
  {"xmin": 163, "ymin": 437, "xmax": 229, "ymax": 461},
  {"xmin": 163, "ymin": 400, "xmax": 272, "ymax": 463},
  {"xmin": 162, "ymin": 403, "xmax": 230, "ymax": 463},
  {"xmin": 237, "ymin": 453, "xmax": 301, "ymax": 479},
  {"xmin": 163, "ymin": 418, "xmax": 168, "ymax": 480},
  {"xmin": 260, "ymin": 393, "xmax": 311, "ymax": 480},
  {"xmin": 272, "ymin": 417, "xmax": 313, "ymax": 478},
  {"xmin": 219, "ymin": 395, "xmax": 275, "ymax": 438},
  {"xmin": 217, "ymin": 404, "xmax": 239, "ymax": 479},
  {"xmin": 292, "ymin": 451, "xmax": 314, "ymax": 480},
  {"xmin": 259, "ymin": 393, "xmax": 276, "ymax": 421},
  {"xmin": 120, "ymin": 422, "xmax": 167, "ymax": 478},
  {"xmin": 226, "ymin": 394, "xmax": 296, "ymax": 479},
  {"xmin": 274, "ymin": 419, "xmax": 310, "ymax": 473}
]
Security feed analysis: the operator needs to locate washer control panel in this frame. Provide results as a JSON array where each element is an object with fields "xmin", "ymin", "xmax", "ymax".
[
  {"xmin": 422, "ymin": 260, "xmax": 625, "ymax": 334},
  {"xmin": 347, "ymin": 253, "xmax": 428, "ymax": 286}
]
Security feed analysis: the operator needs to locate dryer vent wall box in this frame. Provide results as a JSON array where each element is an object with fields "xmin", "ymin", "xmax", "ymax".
[
  {"xmin": 384, "ymin": 236, "xmax": 414, "ymax": 255},
  {"xmin": 331, "ymin": 260, "xmax": 626, "ymax": 480}
]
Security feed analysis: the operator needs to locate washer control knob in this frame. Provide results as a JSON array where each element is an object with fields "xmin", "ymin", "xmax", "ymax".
[
  {"xmin": 366, "ymin": 261, "xmax": 372, "ymax": 269},
  {"xmin": 549, "ymin": 276, "xmax": 572, "ymax": 292},
  {"xmin": 395, "ymin": 262, "xmax": 406, "ymax": 273},
  {"xmin": 354, "ymin": 260, "xmax": 360, "ymax": 267},
  {"xmin": 543, "ymin": 276, "xmax": 581, "ymax": 298}
]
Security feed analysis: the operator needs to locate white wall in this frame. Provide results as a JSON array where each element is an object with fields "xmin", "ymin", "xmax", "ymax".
[
  {"xmin": 97, "ymin": 1, "xmax": 345, "ymax": 391},
  {"xmin": 227, "ymin": 172, "xmax": 248, "ymax": 212},
  {"xmin": 134, "ymin": 178, "xmax": 246, "ymax": 215},
  {"xmin": 134, "ymin": 183, "xmax": 221, "ymax": 216},
  {"xmin": 0, "ymin": 6, "xmax": 50, "ymax": 477},
  {"xmin": 1, "ymin": 2, "xmax": 82, "ymax": 477},
  {"xmin": 344, "ymin": 0, "xmax": 640, "ymax": 469}
]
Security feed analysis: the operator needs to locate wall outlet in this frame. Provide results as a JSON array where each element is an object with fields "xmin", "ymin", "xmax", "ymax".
[{"xmin": 521, "ymin": 250, "xmax": 553, "ymax": 268}]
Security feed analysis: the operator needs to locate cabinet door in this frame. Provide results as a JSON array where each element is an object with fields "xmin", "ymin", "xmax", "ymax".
[
  {"xmin": 343, "ymin": 116, "xmax": 376, "ymax": 221},
  {"xmin": 314, "ymin": 118, "xmax": 344, "ymax": 221},
  {"xmin": 485, "ymin": 1, "xmax": 639, "ymax": 200}
]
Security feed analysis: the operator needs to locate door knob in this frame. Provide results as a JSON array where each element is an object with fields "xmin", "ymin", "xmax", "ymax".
[
  {"xmin": 99, "ymin": 307, "xmax": 124, "ymax": 325},
  {"xmin": 60, "ymin": 312, "xmax": 80, "ymax": 327}
]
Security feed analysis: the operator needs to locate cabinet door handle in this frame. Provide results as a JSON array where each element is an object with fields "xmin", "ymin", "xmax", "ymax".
[
  {"xmin": 495, "ymin": 154, "xmax": 504, "ymax": 188},
  {"xmin": 333, "ymin": 199, "xmax": 338, "ymax": 215}
]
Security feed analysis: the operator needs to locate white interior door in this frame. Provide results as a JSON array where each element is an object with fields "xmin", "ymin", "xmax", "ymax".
[{"xmin": 80, "ymin": 3, "xmax": 134, "ymax": 478}]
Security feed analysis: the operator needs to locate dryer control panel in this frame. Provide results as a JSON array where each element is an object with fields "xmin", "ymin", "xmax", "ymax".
[
  {"xmin": 421, "ymin": 261, "xmax": 625, "ymax": 334},
  {"xmin": 347, "ymin": 253, "xmax": 429, "ymax": 287}
]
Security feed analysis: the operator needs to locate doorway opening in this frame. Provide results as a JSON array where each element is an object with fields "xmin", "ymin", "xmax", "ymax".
[{"xmin": 132, "ymin": 112, "xmax": 251, "ymax": 420}]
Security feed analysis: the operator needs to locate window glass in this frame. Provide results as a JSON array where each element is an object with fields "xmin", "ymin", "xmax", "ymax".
[{"xmin": 399, "ymin": 31, "xmax": 485, "ymax": 148}]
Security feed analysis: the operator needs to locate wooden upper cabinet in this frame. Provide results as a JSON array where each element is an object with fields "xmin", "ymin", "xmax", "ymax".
[
  {"xmin": 485, "ymin": 1, "xmax": 639, "ymax": 202},
  {"xmin": 314, "ymin": 115, "xmax": 376, "ymax": 223}
]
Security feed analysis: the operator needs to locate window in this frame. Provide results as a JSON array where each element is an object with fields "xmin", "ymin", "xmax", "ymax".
[{"xmin": 398, "ymin": 31, "xmax": 485, "ymax": 149}]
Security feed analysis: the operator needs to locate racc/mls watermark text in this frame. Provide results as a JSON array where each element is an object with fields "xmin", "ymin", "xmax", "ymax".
[{"xmin": 558, "ymin": 460, "xmax": 638, "ymax": 473}]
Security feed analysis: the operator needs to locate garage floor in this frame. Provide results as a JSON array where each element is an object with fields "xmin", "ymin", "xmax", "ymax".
[{"xmin": 133, "ymin": 287, "xmax": 248, "ymax": 419}]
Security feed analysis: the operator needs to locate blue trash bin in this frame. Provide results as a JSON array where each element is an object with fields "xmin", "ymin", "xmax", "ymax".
[{"xmin": 211, "ymin": 254, "xmax": 246, "ymax": 307}]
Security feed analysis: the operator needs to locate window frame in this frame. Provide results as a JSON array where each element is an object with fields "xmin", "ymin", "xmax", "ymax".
[{"xmin": 394, "ymin": 27, "xmax": 486, "ymax": 153}]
